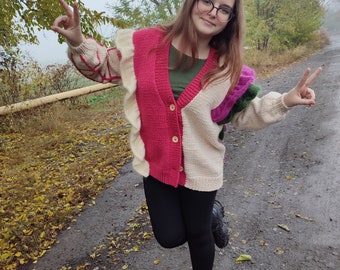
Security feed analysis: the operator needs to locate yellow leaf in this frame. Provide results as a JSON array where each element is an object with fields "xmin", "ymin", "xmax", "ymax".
[
  {"xmin": 295, "ymin": 213, "xmax": 314, "ymax": 222},
  {"xmin": 275, "ymin": 247, "xmax": 285, "ymax": 255},
  {"xmin": 1, "ymin": 251, "xmax": 12, "ymax": 260},
  {"xmin": 15, "ymin": 251, "xmax": 22, "ymax": 257},
  {"xmin": 245, "ymin": 189, "xmax": 253, "ymax": 195},
  {"xmin": 122, "ymin": 264, "xmax": 129, "ymax": 269},
  {"xmin": 277, "ymin": 224, "xmax": 290, "ymax": 232},
  {"xmin": 143, "ymin": 232, "xmax": 152, "ymax": 240},
  {"xmin": 154, "ymin": 259, "xmax": 160, "ymax": 265},
  {"xmin": 286, "ymin": 175, "xmax": 292, "ymax": 180},
  {"xmin": 39, "ymin": 250, "xmax": 47, "ymax": 257},
  {"xmin": 259, "ymin": 240, "xmax": 268, "ymax": 246},
  {"xmin": 23, "ymin": 229, "xmax": 33, "ymax": 235},
  {"xmin": 236, "ymin": 254, "xmax": 253, "ymax": 263}
]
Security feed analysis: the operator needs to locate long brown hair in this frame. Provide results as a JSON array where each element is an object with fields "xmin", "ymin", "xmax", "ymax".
[{"xmin": 160, "ymin": 0, "xmax": 245, "ymax": 90}]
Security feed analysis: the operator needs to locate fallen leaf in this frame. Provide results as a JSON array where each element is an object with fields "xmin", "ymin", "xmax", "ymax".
[
  {"xmin": 277, "ymin": 224, "xmax": 290, "ymax": 232},
  {"xmin": 236, "ymin": 254, "xmax": 253, "ymax": 264},
  {"xmin": 259, "ymin": 240, "xmax": 268, "ymax": 246},
  {"xmin": 275, "ymin": 247, "xmax": 285, "ymax": 255},
  {"xmin": 245, "ymin": 189, "xmax": 253, "ymax": 195},
  {"xmin": 295, "ymin": 213, "xmax": 314, "ymax": 222}
]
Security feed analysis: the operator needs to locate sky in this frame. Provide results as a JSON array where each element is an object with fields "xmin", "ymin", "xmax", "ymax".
[{"xmin": 20, "ymin": 0, "xmax": 112, "ymax": 66}]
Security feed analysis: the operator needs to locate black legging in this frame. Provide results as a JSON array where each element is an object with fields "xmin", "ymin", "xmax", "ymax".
[{"xmin": 143, "ymin": 176, "xmax": 217, "ymax": 270}]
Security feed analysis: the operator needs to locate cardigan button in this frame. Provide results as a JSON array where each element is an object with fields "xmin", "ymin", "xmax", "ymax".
[
  {"xmin": 179, "ymin": 166, "xmax": 184, "ymax": 172},
  {"xmin": 172, "ymin": 136, "xmax": 179, "ymax": 143},
  {"xmin": 169, "ymin": 104, "xmax": 176, "ymax": 111}
]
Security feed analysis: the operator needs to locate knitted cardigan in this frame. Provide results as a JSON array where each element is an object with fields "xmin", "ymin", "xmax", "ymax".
[{"xmin": 68, "ymin": 27, "xmax": 290, "ymax": 192}]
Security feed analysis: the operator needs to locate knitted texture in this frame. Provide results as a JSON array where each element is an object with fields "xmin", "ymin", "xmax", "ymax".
[
  {"xmin": 67, "ymin": 27, "xmax": 290, "ymax": 191},
  {"xmin": 115, "ymin": 29, "xmax": 150, "ymax": 177},
  {"xmin": 68, "ymin": 38, "xmax": 122, "ymax": 83},
  {"xmin": 131, "ymin": 27, "xmax": 222, "ymax": 189}
]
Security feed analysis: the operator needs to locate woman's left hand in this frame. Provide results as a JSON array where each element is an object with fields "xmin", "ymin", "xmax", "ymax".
[{"xmin": 283, "ymin": 67, "xmax": 322, "ymax": 108}]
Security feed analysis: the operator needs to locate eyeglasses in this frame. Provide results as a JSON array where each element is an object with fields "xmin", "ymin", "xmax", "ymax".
[{"xmin": 196, "ymin": 0, "xmax": 234, "ymax": 23}]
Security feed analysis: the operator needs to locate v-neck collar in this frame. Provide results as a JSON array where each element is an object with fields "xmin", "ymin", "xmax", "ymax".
[{"xmin": 154, "ymin": 40, "xmax": 217, "ymax": 109}]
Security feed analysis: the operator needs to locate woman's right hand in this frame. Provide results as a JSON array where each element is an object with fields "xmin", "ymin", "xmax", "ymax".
[{"xmin": 51, "ymin": 0, "xmax": 84, "ymax": 47}]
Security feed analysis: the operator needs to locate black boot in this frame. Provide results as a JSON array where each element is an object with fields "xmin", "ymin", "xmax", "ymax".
[{"xmin": 211, "ymin": 200, "xmax": 229, "ymax": 248}]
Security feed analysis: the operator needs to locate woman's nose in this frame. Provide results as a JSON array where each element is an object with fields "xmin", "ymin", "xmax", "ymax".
[{"xmin": 208, "ymin": 7, "xmax": 218, "ymax": 17}]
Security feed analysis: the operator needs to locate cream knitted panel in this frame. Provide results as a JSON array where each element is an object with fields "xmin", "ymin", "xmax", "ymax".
[
  {"xmin": 115, "ymin": 29, "xmax": 150, "ymax": 177},
  {"xmin": 182, "ymin": 80, "xmax": 231, "ymax": 191},
  {"xmin": 182, "ymin": 85, "xmax": 289, "ymax": 191}
]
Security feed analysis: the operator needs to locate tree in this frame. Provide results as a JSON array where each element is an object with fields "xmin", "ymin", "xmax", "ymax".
[
  {"xmin": 0, "ymin": 0, "xmax": 125, "ymax": 105},
  {"xmin": 0, "ymin": 0, "xmax": 122, "ymax": 49},
  {"xmin": 275, "ymin": 0, "xmax": 325, "ymax": 49},
  {"xmin": 109, "ymin": 0, "xmax": 182, "ymax": 29},
  {"xmin": 245, "ymin": 0, "xmax": 325, "ymax": 51},
  {"xmin": 245, "ymin": 0, "xmax": 278, "ymax": 51}
]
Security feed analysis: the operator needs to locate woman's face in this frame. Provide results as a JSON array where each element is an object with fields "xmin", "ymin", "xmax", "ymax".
[{"xmin": 191, "ymin": 0, "xmax": 235, "ymax": 41}]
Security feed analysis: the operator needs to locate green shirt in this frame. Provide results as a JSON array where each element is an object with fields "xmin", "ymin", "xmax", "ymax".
[{"xmin": 169, "ymin": 45, "xmax": 206, "ymax": 99}]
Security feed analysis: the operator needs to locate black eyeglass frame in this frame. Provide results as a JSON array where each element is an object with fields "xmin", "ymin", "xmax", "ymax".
[{"xmin": 196, "ymin": 0, "xmax": 235, "ymax": 23}]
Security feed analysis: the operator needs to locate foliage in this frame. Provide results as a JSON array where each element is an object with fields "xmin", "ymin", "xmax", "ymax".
[
  {"xmin": 244, "ymin": 30, "xmax": 329, "ymax": 76},
  {"xmin": 0, "ymin": 0, "xmax": 126, "ymax": 76},
  {"xmin": 0, "ymin": 47, "xmax": 25, "ymax": 105},
  {"xmin": 0, "ymin": 0, "xmax": 120, "ymax": 48},
  {"xmin": 109, "ymin": 0, "xmax": 326, "ymax": 54},
  {"xmin": 109, "ymin": 0, "xmax": 183, "ymax": 29},
  {"xmin": 0, "ymin": 50, "xmax": 90, "ymax": 106},
  {"xmin": 245, "ymin": 0, "xmax": 325, "ymax": 51},
  {"xmin": 0, "ymin": 91, "xmax": 131, "ymax": 268}
]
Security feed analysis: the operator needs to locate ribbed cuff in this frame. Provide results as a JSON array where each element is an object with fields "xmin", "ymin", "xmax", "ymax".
[
  {"xmin": 281, "ymin": 93, "xmax": 293, "ymax": 110},
  {"xmin": 67, "ymin": 36, "xmax": 94, "ymax": 54}
]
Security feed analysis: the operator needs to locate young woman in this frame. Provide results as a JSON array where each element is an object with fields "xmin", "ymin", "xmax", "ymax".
[{"xmin": 52, "ymin": 0, "xmax": 322, "ymax": 269}]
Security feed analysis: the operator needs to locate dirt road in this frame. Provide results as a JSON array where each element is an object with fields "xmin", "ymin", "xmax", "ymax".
[{"xmin": 27, "ymin": 32, "xmax": 340, "ymax": 270}]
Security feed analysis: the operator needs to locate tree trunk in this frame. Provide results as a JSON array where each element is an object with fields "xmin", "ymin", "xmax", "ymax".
[{"xmin": 0, "ymin": 83, "xmax": 117, "ymax": 115}]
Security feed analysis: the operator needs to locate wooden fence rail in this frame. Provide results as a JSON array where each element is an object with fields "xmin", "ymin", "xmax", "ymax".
[{"xmin": 0, "ymin": 83, "xmax": 117, "ymax": 116}]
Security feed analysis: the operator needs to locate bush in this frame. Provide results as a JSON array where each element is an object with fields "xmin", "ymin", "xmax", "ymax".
[{"xmin": 0, "ymin": 47, "xmax": 93, "ymax": 106}]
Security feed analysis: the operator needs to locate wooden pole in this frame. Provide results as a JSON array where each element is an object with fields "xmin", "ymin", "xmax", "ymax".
[{"xmin": 0, "ymin": 83, "xmax": 117, "ymax": 116}]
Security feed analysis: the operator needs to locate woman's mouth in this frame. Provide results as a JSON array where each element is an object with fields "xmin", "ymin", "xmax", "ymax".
[{"xmin": 201, "ymin": 17, "xmax": 216, "ymax": 27}]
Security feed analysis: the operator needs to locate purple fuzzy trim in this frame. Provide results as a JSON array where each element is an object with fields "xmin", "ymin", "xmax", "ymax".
[{"xmin": 211, "ymin": 66, "xmax": 256, "ymax": 123}]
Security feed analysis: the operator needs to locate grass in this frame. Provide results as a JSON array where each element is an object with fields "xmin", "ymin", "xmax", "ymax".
[
  {"xmin": 0, "ymin": 33, "xmax": 330, "ymax": 269},
  {"xmin": 0, "ymin": 86, "xmax": 132, "ymax": 268}
]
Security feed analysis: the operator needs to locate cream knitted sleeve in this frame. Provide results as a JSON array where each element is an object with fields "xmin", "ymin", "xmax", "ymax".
[{"xmin": 231, "ymin": 91, "xmax": 291, "ymax": 130}]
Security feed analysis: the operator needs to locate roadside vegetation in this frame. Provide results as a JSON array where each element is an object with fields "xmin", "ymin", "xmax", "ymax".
[{"xmin": 0, "ymin": 0, "xmax": 336, "ymax": 268}]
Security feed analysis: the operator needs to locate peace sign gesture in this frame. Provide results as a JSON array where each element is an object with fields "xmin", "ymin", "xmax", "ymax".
[
  {"xmin": 51, "ymin": 0, "xmax": 84, "ymax": 47},
  {"xmin": 283, "ymin": 67, "xmax": 323, "ymax": 108}
]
